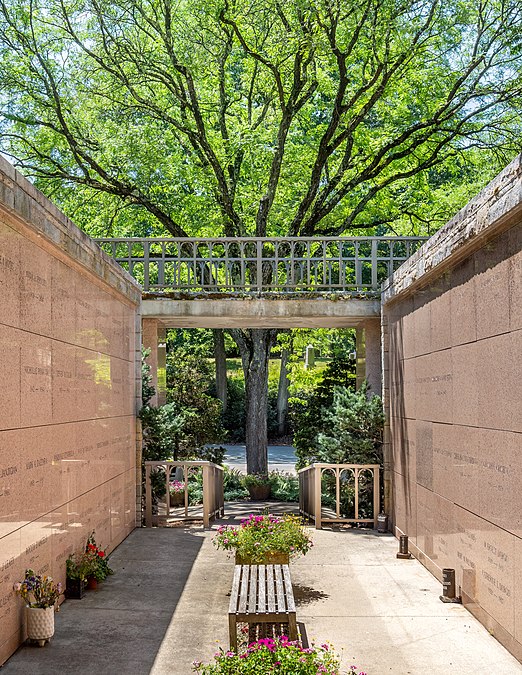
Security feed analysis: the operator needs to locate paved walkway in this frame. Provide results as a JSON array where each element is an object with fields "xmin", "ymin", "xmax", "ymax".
[{"xmin": 3, "ymin": 502, "xmax": 521, "ymax": 675}]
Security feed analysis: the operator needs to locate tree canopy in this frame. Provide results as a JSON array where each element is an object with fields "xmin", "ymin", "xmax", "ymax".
[{"xmin": 1, "ymin": 0, "xmax": 521, "ymax": 237}]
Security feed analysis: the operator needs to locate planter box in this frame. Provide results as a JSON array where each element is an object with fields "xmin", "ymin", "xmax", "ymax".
[
  {"xmin": 235, "ymin": 552, "xmax": 290, "ymax": 565},
  {"xmin": 65, "ymin": 578, "xmax": 86, "ymax": 599},
  {"xmin": 246, "ymin": 485, "xmax": 271, "ymax": 500}
]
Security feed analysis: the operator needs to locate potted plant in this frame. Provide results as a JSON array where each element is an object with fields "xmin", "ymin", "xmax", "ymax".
[
  {"xmin": 169, "ymin": 479, "xmax": 185, "ymax": 506},
  {"xmin": 213, "ymin": 513, "xmax": 313, "ymax": 564},
  {"xmin": 65, "ymin": 553, "xmax": 91, "ymax": 598},
  {"xmin": 14, "ymin": 569, "xmax": 63, "ymax": 646},
  {"xmin": 242, "ymin": 474, "xmax": 272, "ymax": 500},
  {"xmin": 192, "ymin": 636, "xmax": 354, "ymax": 674},
  {"xmin": 84, "ymin": 532, "xmax": 113, "ymax": 589}
]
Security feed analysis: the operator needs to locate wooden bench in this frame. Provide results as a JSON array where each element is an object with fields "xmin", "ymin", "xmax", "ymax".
[{"xmin": 228, "ymin": 564, "xmax": 297, "ymax": 651}]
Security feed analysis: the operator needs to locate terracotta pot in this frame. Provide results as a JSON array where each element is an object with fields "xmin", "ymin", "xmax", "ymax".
[
  {"xmin": 246, "ymin": 484, "xmax": 271, "ymax": 500},
  {"xmin": 235, "ymin": 552, "xmax": 290, "ymax": 565},
  {"xmin": 86, "ymin": 577, "xmax": 98, "ymax": 590},
  {"xmin": 26, "ymin": 606, "xmax": 54, "ymax": 646}
]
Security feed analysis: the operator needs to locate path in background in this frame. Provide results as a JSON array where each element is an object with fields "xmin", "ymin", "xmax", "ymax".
[{"xmin": 222, "ymin": 444, "xmax": 297, "ymax": 474}]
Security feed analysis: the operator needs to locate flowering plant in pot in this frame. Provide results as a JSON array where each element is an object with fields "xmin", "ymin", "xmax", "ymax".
[
  {"xmin": 192, "ymin": 636, "xmax": 359, "ymax": 674},
  {"xmin": 14, "ymin": 569, "xmax": 63, "ymax": 646},
  {"xmin": 213, "ymin": 514, "xmax": 313, "ymax": 564},
  {"xmin": 169, "ymin": 479, "xmax": 185, "ymax": 506},
  {"xmin": 242, "ymin": 474, "xmax": 272, "ymax": 500},
  {"xmin": 84, "ymin": 532, "xmax": 113, "ymax": 588},
  {"xmin": 65, "ymin": 553, "xmax": 92, "ymax": 598}
]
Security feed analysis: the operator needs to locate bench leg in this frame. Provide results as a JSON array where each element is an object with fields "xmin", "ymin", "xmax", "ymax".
[
  {"xmin": 288, "ymin": 613, "xmax": 298, "ymax": 642},
  {"xmin": 229, "ymin": 614, "xmax": 238, "ymax": 652}
]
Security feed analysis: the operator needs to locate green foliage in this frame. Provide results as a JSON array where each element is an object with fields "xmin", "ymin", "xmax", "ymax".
[
  {"xmin": 316, "ymin": 387, "xmax": 385, "ymax": 466},
  {"xmin": 1, "ymin": 0, "xmax": 520, "ymax": 240},
  {"xmin": 213, "ymin": 514, "xmax": 313, "ymax": 563},
  {"xmin": 223, "ymin": 467, "xmax": 249, "ymax": 501},
  {"xmin": 269, "ymin": 472, "xmax": 299, "ymax": 503},
  {"xmin": 141, "ymin": 348, "xmax": 155, "ymax": 407},
  {"xmin": 292, "ymin": 356, "xmax": 356, "ymax": 468},
  {"xmin": 193, "ymin": 638, "xmax": 345, "ymax": 675}
]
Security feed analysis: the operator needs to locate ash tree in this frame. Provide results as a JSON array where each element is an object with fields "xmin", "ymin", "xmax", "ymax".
[{"xmin": 1, "ymin": 0, "xmax": 521, "ymax": 472}]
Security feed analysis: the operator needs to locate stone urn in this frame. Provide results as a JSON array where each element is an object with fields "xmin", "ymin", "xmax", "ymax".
[{"xmin": 26, "ymin": 607, "xmax": 55, "ymax": 647}]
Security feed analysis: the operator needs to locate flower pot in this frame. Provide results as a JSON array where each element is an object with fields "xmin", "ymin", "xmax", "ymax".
[
  {"xmin": 65, "ymin": 578, "xmax": 86, "ymax": 599},
  {"xmin": 26, "ymin": 606, "xmax": 55, "ymax": 646},
  {"xmin": 86, "ymin": 577, "xmax": 98, "ymax": 590},
  {"xmin": 246, "ymin": 484, "xmax": 271, "ymax": 500},
  {"xmin": 235, "ymin": 552, "xmax": 290, "ymax": 565},
  {"xmin": 170, "ymin": 491, "xmax": 184, "ymax": 507}
]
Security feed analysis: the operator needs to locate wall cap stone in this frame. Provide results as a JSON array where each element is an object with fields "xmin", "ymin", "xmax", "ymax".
[
  {"xmin": 382, "ymin": 153, "xmax": 522, "ymax": 304},
  {"xmin": 0, "ymin": 155, "xmax": 141, "ymax": 305}
]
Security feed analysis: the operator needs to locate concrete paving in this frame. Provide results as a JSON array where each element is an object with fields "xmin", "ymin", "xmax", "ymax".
[{"xmin": 3, "ymin": 503, "xmax": 521, "ymax": 675}]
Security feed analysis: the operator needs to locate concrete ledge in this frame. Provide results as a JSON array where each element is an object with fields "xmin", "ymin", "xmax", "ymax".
[
  {"xmin": 142, "ymin": 297, "xmax": 381, "ymax": 328},
  {"xmin": 382, "ymin": 153, "xmax": 522, "ymax": 303},
  {"xmin": 0, "ymin": 156, "xmax": 141, "ymax": 305}
]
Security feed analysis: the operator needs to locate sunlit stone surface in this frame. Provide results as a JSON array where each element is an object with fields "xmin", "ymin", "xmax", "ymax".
[{"xmin": 0, "ymin": 157, "xmax": 141, "ymax": 664}]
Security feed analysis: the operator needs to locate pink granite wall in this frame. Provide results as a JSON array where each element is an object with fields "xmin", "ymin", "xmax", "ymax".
[
  {"xmin": 382, "ymin": 156, "xmax": 522, "ymax": 661},
  {"xmin": 0, "ymin": 158, "xmax": 141, "ymax": 664}
]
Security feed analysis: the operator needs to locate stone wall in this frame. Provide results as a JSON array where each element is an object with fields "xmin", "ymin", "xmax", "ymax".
[
  {"xmin": 0, "ymin": 158, "xmax": 141, "ymax": 664},
  {"xmin": 382, "ymin": 155, "xmax": 522, "ymax": 661}
]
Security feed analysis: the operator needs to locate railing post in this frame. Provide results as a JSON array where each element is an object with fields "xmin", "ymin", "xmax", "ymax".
[
  {"xmin": 165, "ymin": 462, "xmax": 171, "ymax": 518},
  {"xmin": 314, "ymin": 466, "xmax": 322, "ymax": 530},
  {"xmin": 371, "ymin": 239, "xmax": 378, "ymax": 289},
  {"xmin": 373, "ymin": 466, "xmax": 380, "ymax": 528},
  {"xmin": 256, "ymin": 240, "xmax": 263, "ymax": 292},
  {"xmin": 145, "ymin": 464, "xmax": 152, "ymax": 528},
  {"xmin": 143, "ymin": 241, "xmax": 150, "ymax": 291},
  {"xmin": 202, "ymin": 463, "xmax": 210, "ymax": 529}
]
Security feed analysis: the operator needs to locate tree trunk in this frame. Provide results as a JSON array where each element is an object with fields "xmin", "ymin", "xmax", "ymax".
[
  {"xmin": 213, "ymin": 329, "xmax": 227, "ymax": 413},
  {"xmin": 277, "ymin": 347, "xmax": 290, "ymax": 437},
  {"xmin": 228, "ymin": 328, "xmax": 278, "ymax": 474}
]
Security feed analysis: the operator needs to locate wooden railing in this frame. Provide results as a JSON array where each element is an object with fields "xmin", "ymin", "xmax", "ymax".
[
  {"xmin": 144, "ymin": 460, "xmax": 224, "ymax": 529},
  {"xmin": 298, "ymin": 463, "xmax": 380, "ymax": 529},
  {"xmin": 95, "ymin": 237, "xmax": 426, "ymax": 294}
]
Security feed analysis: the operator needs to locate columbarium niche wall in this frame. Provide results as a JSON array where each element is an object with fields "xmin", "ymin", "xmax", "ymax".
[
  {"xmin": 382, "ymin": 155, "xmax": 522, "ymax": 662},
  {"xmin": 0, "ymin": 157, "xmax": 141, "ymax": 664}
]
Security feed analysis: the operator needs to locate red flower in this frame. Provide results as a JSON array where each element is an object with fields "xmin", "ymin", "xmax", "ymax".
[{"xmin": 98, "ymin": 551, "xmax": 105, "ymax": 557}]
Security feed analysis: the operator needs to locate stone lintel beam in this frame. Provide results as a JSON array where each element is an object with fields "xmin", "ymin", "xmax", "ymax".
[{"xmin": 141, "ymin": 297, "xmax": 380, "ymax": 328}]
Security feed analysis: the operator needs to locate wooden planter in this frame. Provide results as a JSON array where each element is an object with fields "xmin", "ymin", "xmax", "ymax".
[
  {"xmin": 235, "ymin": 552, "xmax": 290, "ymax": 565},
  {"xmin": 170, "ymin": 492, "xmax": 184, "ymax": 507},
  {"xmin": 65, "ymin": 578, "xmax": 86, "ymax": 599}
]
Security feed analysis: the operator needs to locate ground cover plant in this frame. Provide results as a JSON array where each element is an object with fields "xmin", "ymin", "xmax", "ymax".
[
  {"xmin": 214, "ymin": 514, "xmax": 312, "ymax": 563},
  {"xmin": 192, "ymin": 637, "xmax": 365, "ymax": 675}
]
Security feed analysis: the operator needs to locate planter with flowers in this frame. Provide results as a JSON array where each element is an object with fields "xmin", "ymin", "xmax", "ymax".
[
  {"xmin": 169, "ymin": 480, "xmax": 185, "ymax": 507},
  {"xmin": 14, "ymin": 569, "xmax": 63, "ymax": 646},
  {"xmin": 242, "ymin": 474, "xmax": 272, "ymax": 501},
  {"xmin": 213, "ymin": 514, "xmax": 313, "ymax": 564},
  {"xmin": 65, "ymin": 554, "xmax": 90, "ymax": 599},
  {"xmin": 192, "ymin": 636, "xmax": 362, "ymax": 675},
  {"xmin": 84, "ymin": 532, "xmax": 113, "ymax": 589}
]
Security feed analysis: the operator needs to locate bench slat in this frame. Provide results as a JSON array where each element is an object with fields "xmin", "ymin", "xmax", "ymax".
[
  {"xmin": 248, "ymin": 564, "xmax": 258, "ymax": 613},
  {"xmin": 238, "ymin": 565, "xmax": 249, "ymax": 614},
  {"xmin": 282, "ymin": 565, "xmax": 296, "ymax": 612},
  {"xmin": 274, "ymin": 565, "xmax": 286, "ymax": 612},
  {"xmin": 267, "ymin": 564, "xmax": 276, "ymax": 612},
  {"xmin": 229, "ymin": 565, "xmax": 241, "ymax": 613},
  {"xmin": 258, "ymin": 565, "xmax": 266, "ymax": 613}
]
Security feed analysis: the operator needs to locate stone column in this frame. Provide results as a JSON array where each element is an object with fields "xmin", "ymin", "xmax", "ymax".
[
  {"xmin": 142, "ymin": 318, "xmax": 167, "ymax": 406},
  {"xmin": 364, "ymin": 318, "xmax": 382, "ymax": 397}
]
